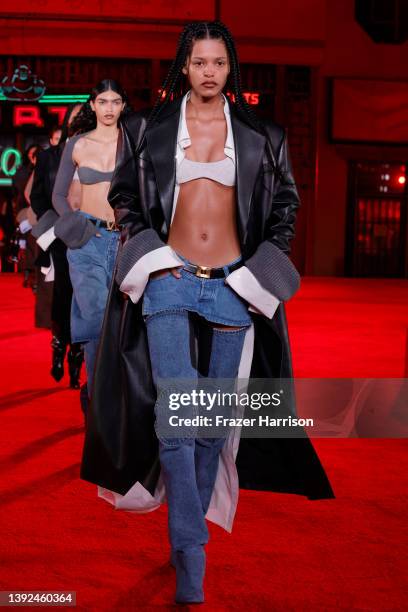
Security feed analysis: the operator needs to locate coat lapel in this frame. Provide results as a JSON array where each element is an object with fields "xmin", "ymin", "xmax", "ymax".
[
  {"xmin": 145, "ymin": 98, "xmax": 182, "ymax": 232},
  {"xmin": 229, "ymin": 104, "xmax": 266, "ymax": 244}
]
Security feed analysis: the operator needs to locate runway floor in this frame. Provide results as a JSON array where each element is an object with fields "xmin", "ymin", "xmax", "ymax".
[{"xmin": 0, "ymin": 273, "xmax": 407, "ymax": 610}]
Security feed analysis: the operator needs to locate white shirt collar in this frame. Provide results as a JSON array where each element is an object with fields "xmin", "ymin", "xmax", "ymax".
[{"xmin": 176, "ymin": 89, "xmax": 235, "ymax": 163}]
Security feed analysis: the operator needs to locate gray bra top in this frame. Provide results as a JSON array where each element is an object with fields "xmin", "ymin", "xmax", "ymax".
[
  {"xmin": 53, "ymin": 133, "xmax": 116, "ymax": 216},
  {"xmin": 176, "ymin": 156, "xmax": 235, "ymax": 187},
  {"xmin": 77, "ymin": 166, "xmax": 114, "ymax": 184}
]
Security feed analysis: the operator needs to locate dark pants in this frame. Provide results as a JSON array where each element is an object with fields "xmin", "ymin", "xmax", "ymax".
[{"xmin": 50, "ymin": 238, "xmax": 73, "ymax": 344}]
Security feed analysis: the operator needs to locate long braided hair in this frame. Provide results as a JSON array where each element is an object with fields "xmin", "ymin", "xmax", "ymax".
[
  {"xmin": 70, "ymin": 79, "xmax": 131, "ymax": 135},
  {"xmin": 141, "ymin": 21, "xmax": 279, "ymax": 173},
  {"xmin": 146, "ymin": 21, "xmax": 259, "ymax": 130}
]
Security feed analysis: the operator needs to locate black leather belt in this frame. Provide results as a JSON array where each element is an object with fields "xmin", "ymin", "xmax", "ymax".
[
  {"xmin": 88, "ymin": 218, "xmax": 122, "ymax": 232},
  {"xmin": 182, "ymin": 259, "xmax": 243, "ymax": 279}
]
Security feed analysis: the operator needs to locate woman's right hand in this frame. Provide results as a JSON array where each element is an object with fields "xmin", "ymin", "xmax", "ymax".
[{"xmin": 149, "ymin": 266, "xmax": 183, "ymax": 280}]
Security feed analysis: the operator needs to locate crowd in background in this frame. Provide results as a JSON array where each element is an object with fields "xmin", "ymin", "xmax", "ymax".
[{"xmin": 0, "ymin": 104, "xmax": 86, "ymax": 401}]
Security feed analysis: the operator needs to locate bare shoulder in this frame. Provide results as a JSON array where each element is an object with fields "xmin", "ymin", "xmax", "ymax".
[
  {"xmin": 72, "ymin": 130, "xmax": 95, "ymax": 151},
  {"xmin": 67, "ymin": 132, "xmax": 85, "ymax": 157},
  {"xmin": 70, "ymin": 131, "xmax": 98, "ymax": 164}
]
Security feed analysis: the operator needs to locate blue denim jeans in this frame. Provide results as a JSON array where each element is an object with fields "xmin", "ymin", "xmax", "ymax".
[
  {"xmin": 142, "ymin": 252, "xmax": 252, "ymax": 327},
  {"xmin": 66, "ymin": 212, "xmax": 120, "ymax": 395},
  {"xmin": 142, "ymin": 253, "xmax": 252, "ymax": 553}
]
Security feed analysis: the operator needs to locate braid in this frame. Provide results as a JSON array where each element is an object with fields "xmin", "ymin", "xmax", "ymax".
[
  {"xmin": 143, "ymin": 23, "xmax": 200, "ymax": 132},
  {"xmin": 140, "ymin": 20, "xmax": 279, "ymax": 175}
]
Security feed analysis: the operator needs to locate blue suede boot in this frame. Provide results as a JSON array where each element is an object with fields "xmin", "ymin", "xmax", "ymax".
[{"xmin": 174, "ymin": 546, "xmax": 206, "ymax": 604}]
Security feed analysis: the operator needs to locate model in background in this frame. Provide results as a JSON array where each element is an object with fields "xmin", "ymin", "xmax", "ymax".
[
  {"xmin": 31, "ymin": 109, "xmax": 84, "ymax": 390},
  {"xmin": 47, "ymin": 80, "xmax": 127, "ymax": 399},
  {"xmin": 12, "ymin": 145, "xmax": 41, "ymax": 289}
]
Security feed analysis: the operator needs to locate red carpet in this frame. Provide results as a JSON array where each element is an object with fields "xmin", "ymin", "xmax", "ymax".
[{"xmin": 0, "ymin": 273, "xmax": 407, "ymax": 610}]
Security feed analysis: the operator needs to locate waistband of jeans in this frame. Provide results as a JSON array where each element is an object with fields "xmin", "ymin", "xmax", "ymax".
[
  {"xmin": 174, "ymin": 251, "xmax": 243, "ymax": 278},
  {"xmin": 78, "ymin": 210, "xmax": 102, "ymax": 222},
  {"xmin": 174, "ymin": 251, "xmax": 243, "ymax": 268},
  {"xmin": 78, "ymin": 210, "xmax": 121, "ymax": 233}
]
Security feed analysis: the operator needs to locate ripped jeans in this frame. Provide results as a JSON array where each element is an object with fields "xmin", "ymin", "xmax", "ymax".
[{"xmin": 142, "ymin": 252, "xmax": 252, "ymax": 553}]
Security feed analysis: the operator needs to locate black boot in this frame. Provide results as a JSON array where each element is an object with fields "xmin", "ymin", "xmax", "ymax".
[
  {"xmin": 67, "ymin": 343, "xmax": 84, "ymax": 390},
  {"xmin": 80, "ymin": 382, "xmax": 89, "ymax": 420},
  {"xmin": 50, "ymin": 336, "xmax": 67, "ymax": 382}
]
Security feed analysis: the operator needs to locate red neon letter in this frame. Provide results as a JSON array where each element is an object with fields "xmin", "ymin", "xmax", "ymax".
[
  {"xmin": 48, "ymin": 106, "xmax": 68, "ymax": 126},
  {"xmin": 13, "ymin": 106, "xmax": 44, "ymax": 127}
]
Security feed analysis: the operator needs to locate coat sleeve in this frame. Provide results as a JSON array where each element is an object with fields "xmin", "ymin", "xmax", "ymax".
[
  {"xmin": 225, "ymin": 128, "xmax": 301, "ymax": 318},
  {"xmin": 31, "ymin": 149, "xmax": 60, "ymax": 250},
  {"xmin": 30, "ymin": 151, "xmax": 50, "ymax": 220},
  {"xmin": 109, "ymin": 114, "xmax": 183, "ymax": 304}
]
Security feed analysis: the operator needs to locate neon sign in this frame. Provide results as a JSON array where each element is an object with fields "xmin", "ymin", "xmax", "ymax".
[
  {"xmin": 0, "ymin": 148, "xmax": 22, "ymax": 185},
  {"xmin": 0, "ymin": 93, "xmax": 88, "ymax": 103},
  {"xmin": 11, "ymin": 104, "xmax": 73, "ymax": 127},
  {"xmin": 0, "ymin": 65, "xmax": 45, "ymax": 102},
  {"xmin": 0, "ymin": 95, "xmax": 88, "ymax": 129},
  {"xmin": 13, "ymin": 105, "xmax": 44, "ymax": 127},
  {"xmin": 226, "ymin": 92, "xmax": 260, "ymax": 105},
  {"xmin": 48, "ymin": 106, "xmax": 68, "ymax": 124},
  {"xmin": 158, "ymin": 90, "xmax": 260, "ymax": 105}
]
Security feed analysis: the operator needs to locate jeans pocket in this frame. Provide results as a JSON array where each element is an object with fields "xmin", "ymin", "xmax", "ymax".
[{"xmin": 148, "ymin": 270, "xmax": 172, "ymax": 283}]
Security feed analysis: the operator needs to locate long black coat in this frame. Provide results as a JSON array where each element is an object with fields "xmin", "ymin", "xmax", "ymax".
[
  {"xmin": 80, "ymin": 96, "xmax": 335, "ymax": 513},
  {"xmin": 31, "ymin": 144, "xmax": 73, "ymax": 342},
  {"xmin": 30, "ymin": 145, "xmax": 62, "ymax": 219},
  {"xmin": 31, "ymin": 144, "xmax": 62, "ymax": 269}
]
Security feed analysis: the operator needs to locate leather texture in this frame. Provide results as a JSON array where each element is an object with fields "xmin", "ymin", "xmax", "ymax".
[{"xmin": 30, "ymin": 144, "xmax": 62, "ymax": 220}]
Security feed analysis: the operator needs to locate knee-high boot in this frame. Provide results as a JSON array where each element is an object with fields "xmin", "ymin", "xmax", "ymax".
[
  {"xmin": 67, "ymin": 343, "xmax": 84, "ymax": 390},
  {"xmin": 50, "ymin": 335, "xmax": 67, "ymax": 382}
]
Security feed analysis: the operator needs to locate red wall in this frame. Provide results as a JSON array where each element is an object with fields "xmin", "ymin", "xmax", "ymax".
[
  {"xmin": 315, "ymin": 1, "xmax": 408, "ymax": 275},
  {"xmin": 2, "ymin": 0, "xmax": 408, "ymax": 276}
]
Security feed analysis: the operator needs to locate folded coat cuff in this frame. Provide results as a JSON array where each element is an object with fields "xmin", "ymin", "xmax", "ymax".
[
  {"xmin": 40, "ymin": 253, "xmax": 55, "ymax": 282},
  {"xmin": 244, "ymin": 241, "xmax": 300, "ymax": 301},
  {"xmin": 54, "ymin": 211, "xmax": 98, "ymax": 249},
  {"xmin": 31, "ymin": 209, "xmax": 58, "ymax": 250},
  {"xmin": 116, "ymin": 229, "xmax": 184, "ymax": 304},
  {"xmin": 225, "ymin": 266, "xmax": 281, "ymax": 319},
  {"xmin": 19, "ymin": 219, "xmax": 32, "ymax": 234},
  {"xmin": 119, "ymin": 246, "xmax": 184, "ymax": 304},
  {"xmin": 37, "ymin": 227, "xmax": 57, "ymax": 251}
]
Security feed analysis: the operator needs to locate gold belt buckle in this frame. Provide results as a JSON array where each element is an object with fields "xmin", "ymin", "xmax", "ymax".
[
  {"xmin": 106, "ymin": 220, "xmax": 119, "ymax": 232},
  {"xmin": 195, "ymin": 265, "xmax": 211, "ymax": 279}
]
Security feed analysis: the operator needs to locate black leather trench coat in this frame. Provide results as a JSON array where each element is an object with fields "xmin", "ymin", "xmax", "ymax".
[{"xmin": 80, "ymin": 96, "xmax": 335, "ymax": 510}]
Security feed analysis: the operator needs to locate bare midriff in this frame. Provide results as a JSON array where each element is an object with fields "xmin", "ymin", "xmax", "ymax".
[
  {"xmin": 168, "ymin": 179, "xmax": 241, "ymax": 267},
  {"xmin": 79, "ymin": 183, "xmax": 115, "ymax": 223}
]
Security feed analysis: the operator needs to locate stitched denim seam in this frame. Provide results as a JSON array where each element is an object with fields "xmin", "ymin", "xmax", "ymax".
[
  {"xmin": 143, "ymin": 306, "xmax": 251, "ymax": 327},
  {"xmin": 212, "ymin": 326, "xmax": 249, "ymax": 334}
]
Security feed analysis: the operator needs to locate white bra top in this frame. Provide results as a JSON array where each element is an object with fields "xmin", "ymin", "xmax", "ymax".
[{"xmin": 176, "ymin": 156, "xmax": 236, "ymax": 187}]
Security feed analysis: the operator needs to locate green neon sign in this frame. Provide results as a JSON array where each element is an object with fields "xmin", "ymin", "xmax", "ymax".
[
  {"xmin": 0, "ymin": 178, "xmax": 12, "ymax": 186},
  {"xmin": 39, "ymin": 95, "xmax": 89, "ymax": 103},
  {"xmin": 0, "ymin": 94, "xmax": 89, "ymax": 103},
  {"xmin": 1, "ymin": 148, "xmax": 22, "ymax": 177}
]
